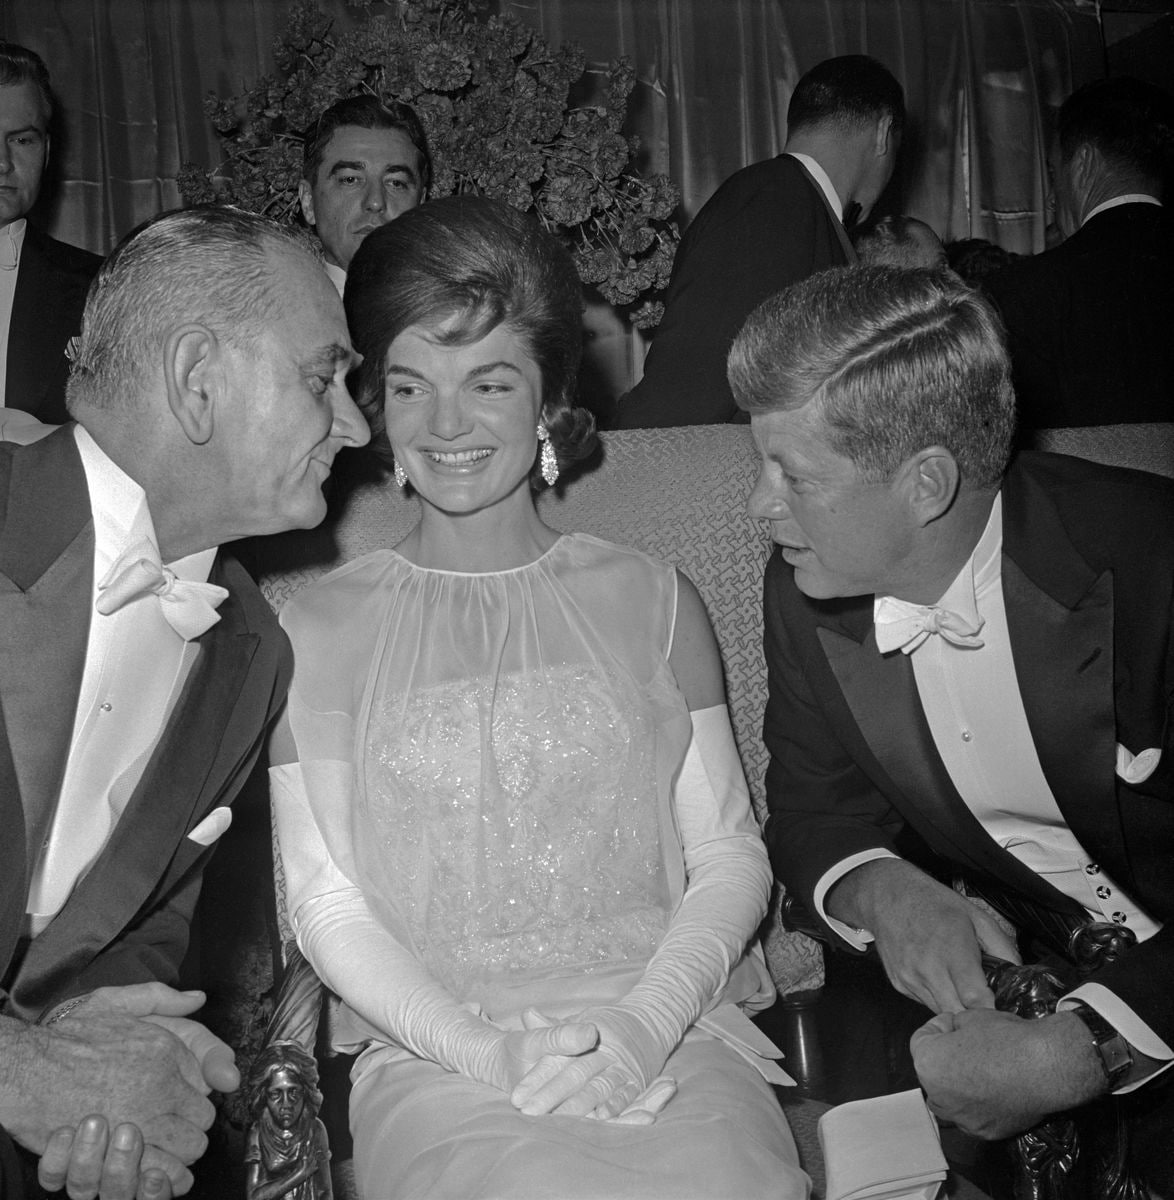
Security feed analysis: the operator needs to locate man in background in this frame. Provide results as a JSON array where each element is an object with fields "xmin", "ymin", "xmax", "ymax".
[
  {"xmin": 0, "ymin": 205, "xmax": 369, "ymax": 1199},
  {"xmin": 852, "ymin": 215, "xmax": 946, "ymax": 269},
  {"xmin": 299, "ymin": 94, "xmax": 430, "ymax": 295},
  {"xmin": 731, "ymin": 264, "xmax": 1172, "ymax": 1191},
  {"xmin": 986, "ymin": 76, "xmax": 1174, "ymax": 431},
  {"xmin": 617, "ymin": 54, "xmax": 904, "ymax": 429},
  {"xmin": 0, "ymin": 42, "xmax": 102, "ymax": 425}
]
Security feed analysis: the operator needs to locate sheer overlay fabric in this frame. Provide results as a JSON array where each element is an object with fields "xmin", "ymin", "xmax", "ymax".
[{"xmin": 274, "ymin": 534, "xmax": 805, "ymax": 1198}]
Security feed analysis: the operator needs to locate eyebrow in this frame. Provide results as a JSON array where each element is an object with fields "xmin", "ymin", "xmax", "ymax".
[
  {"xmin": 5, "ymin": 125, "xmax": 45, "ymax": 138},
  {"xmin": 307, "ymin": 342, "xmax": 361, "ymax": 372},
  {"xmin": 384, "ymin": 361, "xmax": 525, "ymax": 380},
  {"xmin": 327, "ymin": 157, "xmax": 419, "ymax": 182}
]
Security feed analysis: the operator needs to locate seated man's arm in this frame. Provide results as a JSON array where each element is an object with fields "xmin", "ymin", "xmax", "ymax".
[{"xmin": 761, "ymin": 559, "xmax": 1019, "ymax": 1012}]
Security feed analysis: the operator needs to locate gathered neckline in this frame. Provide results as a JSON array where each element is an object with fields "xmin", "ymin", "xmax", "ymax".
[{"xmin": 386, "ymin": 533, "xmax": 570, "ymax": 578}]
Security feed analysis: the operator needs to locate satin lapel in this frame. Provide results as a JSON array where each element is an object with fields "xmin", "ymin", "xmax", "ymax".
[
  {"xmin": 16, "ymin": 561, "xmax": 263, "ymax": 993},
  {"xmin": 1002, "ymin": 466, "xmax": 1120, "ymax": 868},
  {"xmin": 818, "ymin": 615, "xmax": 1086, "ymax": 912},
  {"xmin": 6, "ymin": 230, "xmax": 53, "ymax": 411},
  {"xmin": 0, "ymin": 430, "xmax": 92, "ymax": 864}
]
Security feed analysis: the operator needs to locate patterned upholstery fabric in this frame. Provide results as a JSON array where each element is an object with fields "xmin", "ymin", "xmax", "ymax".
[{"xmin": 254, "ymin": 425, "xmax": 825, "ymax": 995}]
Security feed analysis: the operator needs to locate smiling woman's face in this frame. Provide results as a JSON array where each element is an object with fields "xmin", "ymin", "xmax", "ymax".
[{"xmin": 382, "ymin": 321, "xmax": 544, "ymax": 519}]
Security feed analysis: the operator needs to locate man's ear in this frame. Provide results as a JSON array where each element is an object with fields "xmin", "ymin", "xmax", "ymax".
[
  {"xmin": 298, "ymin": 178, "xmax": 316, "ymax": 227},
  {"xmin": 902, "ymin": 447, "xmax": 960, "ymax": 526},
  {"xmin": 874, "ymin": 114, "xmax": 895, "ymax": 157},
  {"xmin": 163, "ymin": 325, "xmax": 221, "ymax": 446}
]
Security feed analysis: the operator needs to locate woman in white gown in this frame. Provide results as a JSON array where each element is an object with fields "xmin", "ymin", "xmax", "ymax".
[{"xmin": 270, "ymin": 196, "xmax": 809, "ymax": 1200}]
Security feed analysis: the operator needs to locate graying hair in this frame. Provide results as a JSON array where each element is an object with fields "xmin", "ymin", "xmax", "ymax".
[{"xmin": 67, "ymin": 206, "xmax": 320, "ymax": 412}]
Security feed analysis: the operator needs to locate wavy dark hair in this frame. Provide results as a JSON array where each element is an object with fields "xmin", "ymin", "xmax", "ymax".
[{"xmin": 345, "ymin": 194, "xmax": 596, "ymax": 487}]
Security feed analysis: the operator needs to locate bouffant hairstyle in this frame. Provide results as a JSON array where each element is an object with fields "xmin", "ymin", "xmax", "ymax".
[{"xmin": 345, "ymin": 194, "xmax": 596, "ymax": 487}]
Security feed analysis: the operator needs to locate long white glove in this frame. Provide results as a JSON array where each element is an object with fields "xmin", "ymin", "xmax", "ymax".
[
  {"xmin": 272, "ymin": 762, "xmax": 598, "ymax": 1098},
  {"xmin": 272, "ymin": 703, "xmax": 768, "ymax": 1117}
]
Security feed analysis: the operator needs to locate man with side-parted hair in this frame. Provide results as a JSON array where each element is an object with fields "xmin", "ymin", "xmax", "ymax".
[
  {"xmin": 0, "ymin": 42, "xmax": 103, "ymax": 424},
  {"xmin": 0, "ymin": 206, "xmax": 369, "ymax": 1199},
  {"xmin": 617, "ymin": 54, "xmax": 904, "ymax": 428},
  {"xmin": 731, "ymin": 265, "xmax": 1173, "ymax": 1190},
  {"xmin": 299, "ymin": 94, "xmax": 431, "ymax": 295}
]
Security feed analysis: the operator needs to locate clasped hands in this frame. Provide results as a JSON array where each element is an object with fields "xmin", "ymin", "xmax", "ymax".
[
  {"xmin": 487, "ymin": 1006, "xmax": 677, "ymax": 1125},
  {"xmin": 830, "ymin": 859, "xmax": 1105, "ymax": 1139},
  {"xmin": 9, "ymin": 981, "xmax": 238, "ymax": 1200}
]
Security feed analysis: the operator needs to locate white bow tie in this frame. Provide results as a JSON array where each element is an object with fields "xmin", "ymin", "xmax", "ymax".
[
  {"xmin": 873, "ymin": 594, "xmax": 985, "ymax": 655},
  {"xmin": 96, "ymin": 539, "xmax": 228, "ymax": 641}
]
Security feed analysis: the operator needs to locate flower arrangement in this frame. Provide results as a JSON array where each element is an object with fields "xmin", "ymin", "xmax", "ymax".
[{"xmin": 178, "ymin": 0, "xmax": 680, "ymax": 326}]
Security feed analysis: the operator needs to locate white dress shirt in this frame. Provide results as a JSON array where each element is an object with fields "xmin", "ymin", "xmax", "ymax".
[
  {"xmin": 813, "ymin": 495, "xmax": 1170, "ymax": 1081},
  {"xmin": 24, "ymin": 426, "xmax": 217, "ymax": 934},
  {"xmin": 324, "ymin": 260, "xmax": 346, "ymax": 297}
]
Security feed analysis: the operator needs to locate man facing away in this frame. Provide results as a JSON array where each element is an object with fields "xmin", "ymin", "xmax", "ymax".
[
  {"xmin": 985, "ymin": 76, "xmax": 1174, "ymax": 432},
  {"xmin": 0, "ymin": 42, "xmax": 102, "ymax": 425},
  {"xmin": 0, "ymin": 205, "xmax": 369, "ymax": 1199},
  {"xmin": 616, "ymin": 54, "xmax": 903, "ymax": 429},
  {"xmin": 298, "ymin": 94, "xmax": 430, "ymax": 296},
  {"xmin": 730, "ymin": 265, "xmax": 1172, "ymax": 1192}
]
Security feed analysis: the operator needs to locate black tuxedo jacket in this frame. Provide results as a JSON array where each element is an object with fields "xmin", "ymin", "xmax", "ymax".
[
  {"xmin": 0, "ymin": 427, "xmax": 291, "ymax": 1020},
  {"xmin": 617, "ymin": 155, "xmax": 852, "ymax": 429},
  {"xmin": 985, "ymin": 203, "xmax": 1174, "ymax": 430},
  {"xmin": 4, "ymin": 224, "xmax": 102, "ymax": 424},
  {"xmin": 763, "ymin": 451, "xmax": 1174, "ymax": 1041}
]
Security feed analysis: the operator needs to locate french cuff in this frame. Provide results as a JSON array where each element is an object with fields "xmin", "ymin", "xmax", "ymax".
[
  {"xmin": 1060, "ymin": 982, "xmax": 1174, "ymax": 1093},
  {"xmin": 812, "ymin": 848, "xmax": 900, "ymax": 950}
]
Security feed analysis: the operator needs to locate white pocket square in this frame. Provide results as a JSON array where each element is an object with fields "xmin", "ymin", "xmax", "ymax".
[
  {"xmin": 1116, "ymin": 744, "xmax": 1161, "ymax": 785},
  {"xmin": 187, "ymin": 806, "xmax": 233, "ymax": 846}
]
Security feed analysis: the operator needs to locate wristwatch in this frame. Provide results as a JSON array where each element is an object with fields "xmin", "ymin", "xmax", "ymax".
[{"xmin": 1066, "ymin": 1001, "xmax": 1134, "ymax": 1089}]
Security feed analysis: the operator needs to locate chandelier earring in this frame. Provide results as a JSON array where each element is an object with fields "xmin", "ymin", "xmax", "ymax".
[
  {"xmin": 393, "ymin": 460, "xmax": 408, "ymax": 489},
  {"xmin": 537, "ymin": 423, "xmax": 559, "ymax": 486}
]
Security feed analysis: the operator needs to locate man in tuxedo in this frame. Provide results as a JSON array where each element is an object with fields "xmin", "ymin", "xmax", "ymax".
[
  {"xmin": 729, "ymin": 265, "xmax": 1172, "ymax": 1185},
  {"xmin": 985, "ymin": 76, "xmax": 1174, "ymax": 431},
  {"xmin": 616, "ymin": 55, "xmax": 903, "ymax": 429},
  {"xmin": 298, "ymin": 94, "xmax": 430, "ymax": 296},
  {"xmin": 0, "ymin": 205, "xmax": 369, "ymax": 1198},
  {"xmin": 0, "ymin": 42, "xmax": 102, "ymax": 424}
]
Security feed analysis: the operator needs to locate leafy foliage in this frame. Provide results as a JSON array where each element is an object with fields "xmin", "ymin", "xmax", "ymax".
[{"xmin": 178, "ymin": 0, "xmax": 679, "ymax": 326}]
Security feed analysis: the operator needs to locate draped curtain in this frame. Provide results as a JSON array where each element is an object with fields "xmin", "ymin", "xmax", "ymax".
[{"xmin": 0, "ymin": 0, "xmax": 1106, "ymax": 401}]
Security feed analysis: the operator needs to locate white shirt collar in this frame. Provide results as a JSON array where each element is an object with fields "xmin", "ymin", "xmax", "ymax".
[
  {"xmin": 324, "ymin": 260, "xmax": 346, "ymax": 297},
  {"xmin": 933, "ymin": 492, "xmax": 1003, "ymax": 626},
  {"xmin": 73, "ymin": 424, "xmax": 216, "ymax": 583},
  {"xmin": 785, "ymin": 153, "xmax": 843, "ymax": 221},
  {"xmin": 0, "ymin": 218, "xmax": 27, "ymax": 271},
  {"xmin": 1083, "ymin": 194, "xmax": 1162, "ymax": 227}
]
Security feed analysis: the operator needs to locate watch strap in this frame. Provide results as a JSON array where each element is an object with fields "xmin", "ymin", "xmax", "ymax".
[{"xmin": 1067, "ymin": 1000, "xmax": 1133, "ymax": 1089}]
